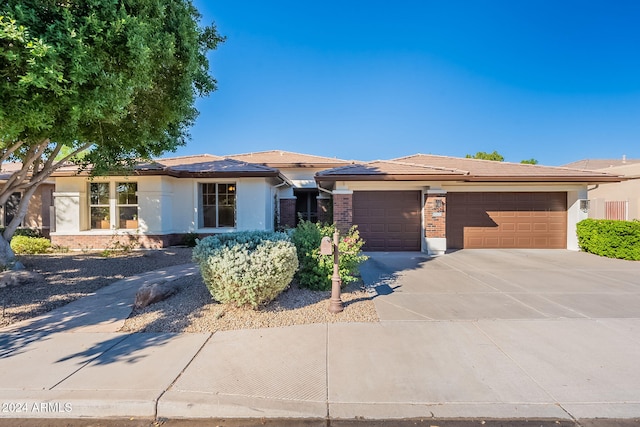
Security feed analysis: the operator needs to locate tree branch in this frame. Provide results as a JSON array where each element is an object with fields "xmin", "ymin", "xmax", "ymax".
[{"xmin": 0, "ymin": 140, "xmax": 25, "ymax": 164}]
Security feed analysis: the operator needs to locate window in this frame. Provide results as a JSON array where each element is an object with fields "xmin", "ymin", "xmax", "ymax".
[
  {"xmin": 200, "ymin": 183, "xmax": 236, "ymax": 228},
  {"xmin": 90, "ymin": 183, "xmax": 110, "ymax": 229},
  {"xmin": 1, "ymin": 192, "xmax": 22, "ymax": 227},
  {"xmin": 89, "ymin": 182, "xmax": 138, "ymax": 230},
  {"xmin": 117, "ymin": 182, "xmax": 138, "ymax": 229}
]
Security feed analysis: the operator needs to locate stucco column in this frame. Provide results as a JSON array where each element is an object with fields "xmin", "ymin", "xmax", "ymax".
[
  {"xmin": 51, "ymin": 192, "xmax": 81, "ymax": 233},
  {"xmin": 424, "ymin": 190, "xmax": 447, "ymax": 255}
]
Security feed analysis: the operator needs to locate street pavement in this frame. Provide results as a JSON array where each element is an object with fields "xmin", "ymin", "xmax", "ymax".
[{"xmin": 1, "ymin": 249, "xmax": 640, "ymax": 425}]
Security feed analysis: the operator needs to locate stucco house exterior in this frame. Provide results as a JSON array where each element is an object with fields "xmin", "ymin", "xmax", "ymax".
[
  {"xmin": 563, "ymin": 158, "xmax": 640, "ymax": 221},
  {"xmin": 43, "ymin": 150, "xmax": 620, "ymax": 253},
  {"xmin": 317, "ymin": 155, "xmax": 621, "ymax": 254},
  {"xmin": 0, "ymin": 163, "xmax": 55, "ymax": 237}
]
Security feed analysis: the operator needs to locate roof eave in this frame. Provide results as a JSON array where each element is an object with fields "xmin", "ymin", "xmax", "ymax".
[
  {"xmin": 315, "ymin": 174, "xmax": 464, "ymax": 181},
  {"xmin": 315, "ymin": 174, "xmax": 625, "ymax": 183},
  {"xmin": 463, "ymin": 176, "xmax": 626, "ymax": 183}
]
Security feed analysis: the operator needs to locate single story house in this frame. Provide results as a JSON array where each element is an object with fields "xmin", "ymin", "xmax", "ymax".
[
  {"xmin": 563, "ymin": 157, "xmax": 640, "ymax": 221},
  {"xmin": 43, "ymin": 150, "xmax": 621, "ymax": 253}
]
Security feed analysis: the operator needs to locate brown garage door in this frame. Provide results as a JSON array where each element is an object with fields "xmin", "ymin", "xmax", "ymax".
[
  {"xmin": 353, "ymin": 191, "xmax": 421, "ymax": 251},
  {"xmin": 447, "ymin": 192, "xmax": 567, "ymax": 249}
]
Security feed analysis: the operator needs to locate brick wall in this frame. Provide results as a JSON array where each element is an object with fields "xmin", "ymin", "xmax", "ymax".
[
  {"xmin": 51, "ymin": 234, "xmax": 171, "ymax": 250},
  {"xmin": 424, "ymin": 193, "xmax": 447, "ymax": 239},
  {"xmin": 279, "ymin": 198, "xmax": 296, "ymax": 229},
  {"xmin": 333, "ymin": 193, "xmax": 353, "ymax": 233}
]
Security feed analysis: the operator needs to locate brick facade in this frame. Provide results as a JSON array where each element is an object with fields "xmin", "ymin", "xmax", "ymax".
[
  {"xmin": 279, "ymin": 198, "xmax": 296, "ymax": 229},
  {"xmin": 332, "ymin": 193, "xmax": 353, "ymax": 233},
  {"xmin": 50, "ymin": 233, "xmax": 187, "ymax": 250},
  {"xmin": 424, "ymin": 192, "xmax": 447, "ymax": 239}
]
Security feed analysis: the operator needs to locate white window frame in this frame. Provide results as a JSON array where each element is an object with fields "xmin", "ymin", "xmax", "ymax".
[
  {"xmin": 88, "ymin": 181, "xmax": 138, "ymax": 230},
  {"xmin": 198, "ymin": 182, "xmax": 236, "ymax": 229},
  {"xmin": 116, "ymin": 182, "xmax": 139, "ymax": 229}
]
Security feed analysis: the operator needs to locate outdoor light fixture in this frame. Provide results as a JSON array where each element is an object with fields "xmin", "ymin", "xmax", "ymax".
[{"xmin": 579, "ymin": 199, "xmax": 590, "ymax": 213}]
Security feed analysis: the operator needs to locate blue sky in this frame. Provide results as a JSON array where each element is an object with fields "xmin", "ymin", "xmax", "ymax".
[{"xmin": 174, "ymin": 0, "xmax": 640, "ymax": 166}]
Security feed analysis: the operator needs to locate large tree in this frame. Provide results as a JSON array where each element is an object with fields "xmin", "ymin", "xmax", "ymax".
[{"xmin": 0, "ymin": 0, "xmax": 223, "ymax": 267}]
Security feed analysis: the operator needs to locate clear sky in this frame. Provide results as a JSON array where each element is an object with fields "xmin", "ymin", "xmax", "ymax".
[{"xmin": 173, "ymin": 0, "xmax": 640, "ymax": 166}]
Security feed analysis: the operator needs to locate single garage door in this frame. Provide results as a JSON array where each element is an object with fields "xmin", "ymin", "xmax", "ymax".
[
  {"xmin": 447, "ymin": 192, "xmax": 567, "ymax": 249},
  {"xmin": 353, "ymin": 191, "xmax": 421, "ymax": 251}
]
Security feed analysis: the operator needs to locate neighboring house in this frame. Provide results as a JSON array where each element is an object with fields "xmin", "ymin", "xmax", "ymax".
[
  {"xmin": 563, "ymin": 158, "xmax": 640, "ymax": 221},
  {"xmin": 0, "ymin": 162, "xmax": 55, "ymax": 237},
  {"xmin": 36, "ymin": 151, "xmax": 622, "ymax": 253},
  {"xmin": 316, "ymin": 154, "xmax": 621, "ymax": 254}
]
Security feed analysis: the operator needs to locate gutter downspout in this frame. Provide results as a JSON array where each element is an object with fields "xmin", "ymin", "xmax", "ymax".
[{"xmin": 317, "ymin": 185, "xmax": 333, "ymax": 195}]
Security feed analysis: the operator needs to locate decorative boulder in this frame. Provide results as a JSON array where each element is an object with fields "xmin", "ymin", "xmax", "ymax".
[
  {"xmin": 0, "ymin": 270, "xmax": 43, "ymax": 288},
  {"xmin": 134, "ymin": 280, "xmax": 180, "ymax": 309}
]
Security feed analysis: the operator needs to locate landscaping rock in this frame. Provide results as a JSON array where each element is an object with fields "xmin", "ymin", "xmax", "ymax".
[
  {"xmin": 134, "ymin": 280, "xmax": 180, "ymax": 309},
  {"xmin": 0, "ymin": 270, "xmax": 44, "ymax": 288}
]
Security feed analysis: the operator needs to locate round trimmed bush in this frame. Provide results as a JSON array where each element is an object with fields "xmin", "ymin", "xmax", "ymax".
[{"xmin": 193, "ymin": 231, "xmax": 298, "ymax": 308}]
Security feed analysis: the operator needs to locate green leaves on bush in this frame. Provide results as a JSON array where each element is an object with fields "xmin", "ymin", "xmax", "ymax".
[
  {"xmin": 193, "ymin": 231, "xmax": 298, "ymax": 308},
  {"xmin": 576, "ymin": 219, "xmax": 640, "ymax": 261},
  {"xmin": 291, "ymin": 220, "xmax": 368, "ymax": 291},
  {"xmin": 10, "ymin": 235, "xmax": 51, "ymax": 254}
]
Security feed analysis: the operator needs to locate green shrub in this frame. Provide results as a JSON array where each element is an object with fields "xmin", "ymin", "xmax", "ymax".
[
  {"xmin": 193, "ymin": 231, "xmax": 298, "ymax": 308},
  {"xmin": 182, "ymin": 232, "xmax": 199, "ymax": 247},
  {"xmin": 10, "ymin": 235, "xmax": 52, "ymax": 254},
  {"xmin": 0, "ymin": 228, "xmax": 42, "ymax": 238},
  {"xmin": 576, "ymin": 219, "xmax": 640, "ymax": 261},
  {"xmin": 291, "ymin": 220, "xmax": 368, "ymax": 291},
  {"xmin": 14, "ymin": 228, "xmax": 43, "ymax": 238}
]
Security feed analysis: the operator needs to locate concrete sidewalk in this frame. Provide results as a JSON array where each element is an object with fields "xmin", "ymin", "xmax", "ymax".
[{"xmin": 1, "ymin": 250, "xmax": 640, "ymax": 424}]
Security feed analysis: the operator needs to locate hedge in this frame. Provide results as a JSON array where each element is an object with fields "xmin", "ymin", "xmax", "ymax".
[{"xmin": 576, "ymin": 218, "xmax": 640, "ymax": 261}]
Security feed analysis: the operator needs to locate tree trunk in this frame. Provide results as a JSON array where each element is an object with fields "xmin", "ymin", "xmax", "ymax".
[{"xmin": 0, "ymin": 235, "xmax": 16, "ymax": 269}]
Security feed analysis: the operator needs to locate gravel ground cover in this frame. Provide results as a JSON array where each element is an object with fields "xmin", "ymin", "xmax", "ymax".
[
  {"xmin": 121, "ymin": 276, "xmax": 378, "ymax": 333},
  {"xmin": 1, "ymin": 247, "xmax": 378, "ymax": 331},
  {"xmin": 0, "ymin": 247, "xmax": 193, "ymax": 328}
]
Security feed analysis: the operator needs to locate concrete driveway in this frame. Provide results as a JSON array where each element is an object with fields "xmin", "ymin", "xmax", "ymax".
[
  {"xmin": 361, "ymin": 249, "xmax": 640, "ymax": 321},
  {"xmin": 341, "ymin": 249, "xmax": 640, "ymax": 420}
]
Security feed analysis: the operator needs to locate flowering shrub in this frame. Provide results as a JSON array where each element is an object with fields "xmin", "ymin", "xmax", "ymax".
[
  {"xmin": 291, "ymin": 220, "xmax": 367, "ymax": 291},
  {"xmin": 193, "ymin": 231, "xmax": 298, "ymax": 308}
]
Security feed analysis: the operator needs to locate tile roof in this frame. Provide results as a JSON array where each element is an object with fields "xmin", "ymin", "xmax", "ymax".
[
  {"xmin": 50, "ymin": 154, "xmax": 281, "ymax": 178},
  {"xmin": 137, "ymin": 154, "xmax": 281, "ymax": 177},
  {"xmin": 227, "ymin": 150, "xmax": 352, "ymax": 167},
  {"xmin": 316, "ymin": 160, "xmax": 468, "ymax": 180},
  {"xmin": 317, "ymin": 154, "xmax": 623, "ymax": 183},
  {"xmin": 395, "ymin": 154, "xmax": 621, "ymax": 180},
  {"xmin": 562, "ymin": 159, "xmax": 640, "ymax": 170}
]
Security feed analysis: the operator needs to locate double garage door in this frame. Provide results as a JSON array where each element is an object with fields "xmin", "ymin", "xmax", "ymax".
[{"xmin": 352, "ymin": 191, "xmax": 567, "ymax": 251}]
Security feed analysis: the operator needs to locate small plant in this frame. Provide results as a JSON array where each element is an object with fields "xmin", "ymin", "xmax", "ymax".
[
  {"xmin": 193, "ymin": 231, "xmax": 298, "ymax": 308},
  {"xmin": 100, "ymin": 230, "xmax": 141, "ymax": 257},
  {"xmin": 10, "ymin": 236, "xmax": 52, "ymax": 254},
  {"xmin": 291, "ymin": 220, "xmax": 367, "ymax": 291},
  {"xmin": 182, "ymin": 232, "xmax": 199, "ymax": 247},
  {"xmin": 13, "ymin": 228, "xmax": 43, "ymax": 238}
]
